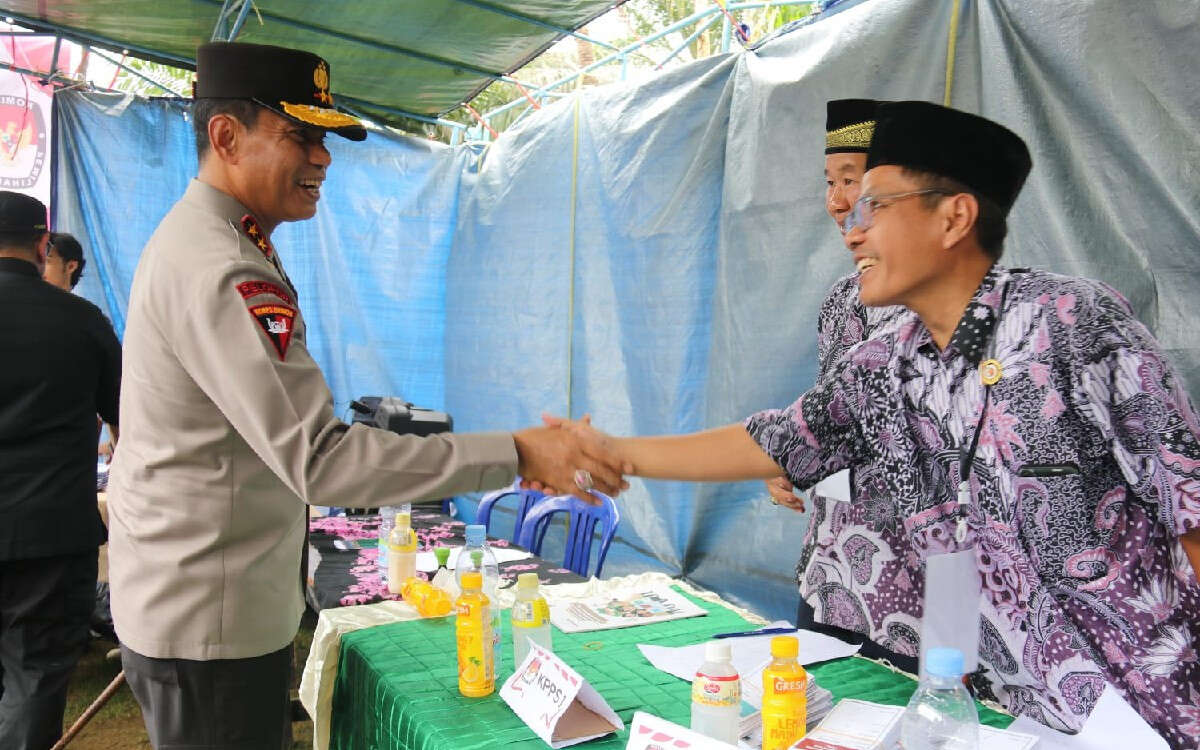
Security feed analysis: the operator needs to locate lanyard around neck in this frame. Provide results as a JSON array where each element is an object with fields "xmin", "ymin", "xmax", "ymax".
[{"xmin": 955, "ymin": 275, "xmax": 1013, "ymax": 543}]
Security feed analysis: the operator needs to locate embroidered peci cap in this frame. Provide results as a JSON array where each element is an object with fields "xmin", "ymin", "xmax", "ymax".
[
  {"xmin": 194, "ymin": 42, "xmax": 366, "ymax": 142},
  {"xmin": 0, "ymin": 190, "xmax": 48, "ymax": 232},
  {"xmin": 825, "ymin": 99, "xmax": 878, "ymax": 154},
  {"xmin": 866, "ymin": 100, "xmax": 1032, "ymax": 214}
]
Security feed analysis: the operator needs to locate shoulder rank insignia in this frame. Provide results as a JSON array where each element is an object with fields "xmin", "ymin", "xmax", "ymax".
[
  {"xmin": 979, "ymin": 358, "xmax": 1003, "ymax": 386},
  {"xmin": 240, "ymin": 214, "xmax": 274, "ymax": 260},
  {"xmin": 248, "ymin": 303, "xmax": 296, "ymax": 360}
]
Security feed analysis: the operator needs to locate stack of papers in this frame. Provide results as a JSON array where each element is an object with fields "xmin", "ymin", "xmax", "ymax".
[
  {"xmin": 791, "ymin": 699, "xmax": 904, "ymax": 750},
  {"xmin": 739, "ymin": 676, "xmax": 835, "ymax": 747},
  {"xmin": 549, "ymin": 585, "xmax": 708, "ymax": 633}
]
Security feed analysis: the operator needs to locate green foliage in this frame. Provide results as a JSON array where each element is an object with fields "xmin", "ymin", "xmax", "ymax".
[
  {"xmin": 107, "ymin": 55, "xmax": 192, "ymax": 98},
  {"xmin": 454, "ymin": 0, "xmax": 816, "ymax": 143}
]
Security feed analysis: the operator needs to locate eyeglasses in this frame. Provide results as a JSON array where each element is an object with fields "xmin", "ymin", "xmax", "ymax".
[{"xmin": 841, "ymin": 188, "xmax": 956, "ymax": 235}]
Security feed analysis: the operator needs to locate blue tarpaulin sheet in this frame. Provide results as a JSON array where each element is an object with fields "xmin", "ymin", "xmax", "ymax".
[{"xmin": 53, "ymin": 0, "xmax": 1200, "ymax": 622}]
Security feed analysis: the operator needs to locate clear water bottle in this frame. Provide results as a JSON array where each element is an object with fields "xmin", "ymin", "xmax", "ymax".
[
  {"xmin": 455, "ymin": 525, "xmax": 501, "ymax": 673},
  {"xmin": 901, "ymin": 647, "xmax": 979, "ymax": 750},
  {"xmin": 691, "ymin": 640, "xmax": 741, "ymax": 745},
  {"xmin": 377, "ymin": 505, "xmax": 397, "ymax": 574},
  {"xmin": 511, "ymin": 573, "xmax": 552, "ymax": 667}
]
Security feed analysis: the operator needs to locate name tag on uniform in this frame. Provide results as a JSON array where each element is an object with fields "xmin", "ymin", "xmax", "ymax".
[{"xmin": 811, "ymin": 470, "xmax": 851, "ymax": 503}]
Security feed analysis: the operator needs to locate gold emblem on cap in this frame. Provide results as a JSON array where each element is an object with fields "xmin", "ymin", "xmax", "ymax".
[
  {"xmin": 979, "ymin": 358, "xmax": 1003, "ymax": 386},
  {"xmin": 826, "ymin": 119, "xmax": 875, "ymax": 150},
  {"xmin": 313, "ymin": 61, "xmax": 333, "ymax": 105},
  {"xmin": 281, "ymin": 102, "xmax": 359, "ymax": 129}
]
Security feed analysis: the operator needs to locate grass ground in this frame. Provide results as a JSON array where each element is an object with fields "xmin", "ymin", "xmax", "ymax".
[{"xmin": 60, "ymin": 608, "xmax": 318, "ymax": 749}]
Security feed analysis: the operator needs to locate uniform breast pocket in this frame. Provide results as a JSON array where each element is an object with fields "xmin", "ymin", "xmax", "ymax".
[{"xmin": 1016, "ymin": 463, "xmax": 1080, "ymax": 478}]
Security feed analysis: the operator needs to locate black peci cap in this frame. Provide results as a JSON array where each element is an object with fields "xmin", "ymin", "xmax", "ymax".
[
  {"xmin": 826, "ymin": 99, "xmax": 878, "ymax": 154},
  {"xmin": 866, "ymin": 101, "xmax": 1032, "ymax": 214},
  {"xmin": 195, "ymin": 42, "xmax": 366, "ymax": 142},
  {"xmin": 0, "ymin": 190, "xmax": 48, "ymax": 232}
]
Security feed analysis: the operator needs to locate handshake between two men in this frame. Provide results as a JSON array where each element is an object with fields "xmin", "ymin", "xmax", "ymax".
[
  {"xmin": 509, "ymin": 414, "xmax": 788, "ymax": 505},
  {"xmin": 510, "ymin": 415, "xmax": 629, "ymax": 504}
]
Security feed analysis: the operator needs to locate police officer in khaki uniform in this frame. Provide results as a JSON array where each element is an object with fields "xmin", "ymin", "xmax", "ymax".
[{"xmin": 108, "ymin": 43, "xmax": 625, "ymax": 748}]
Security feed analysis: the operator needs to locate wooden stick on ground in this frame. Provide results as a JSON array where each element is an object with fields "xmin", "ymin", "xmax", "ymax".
[{"xmin": 51, "ymin": 670, "xmax": 126, "ymax": 750}]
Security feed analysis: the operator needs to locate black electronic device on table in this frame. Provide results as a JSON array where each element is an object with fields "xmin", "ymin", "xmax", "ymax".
[
  {"xmin": 349, "ymin": 396, "xmax": 453, "ymax": 436},
  {"xmin": 342, "ymin": 396, "xmax": 455, "ymax": 514}
]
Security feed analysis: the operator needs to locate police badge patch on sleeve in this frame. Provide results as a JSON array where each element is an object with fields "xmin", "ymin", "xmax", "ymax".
[{"xmin": 248, "ymin": 303, "xmax": 296, "ymax": 360}]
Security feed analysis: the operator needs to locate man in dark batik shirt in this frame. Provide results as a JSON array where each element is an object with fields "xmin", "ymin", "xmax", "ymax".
[
  {"xmin": 764, "ymin": 100, "xmax": 917, "ymax": 669},
  {"xmin": 563, "ymin": 102, "xmax": 1200, "ymax": 748}
]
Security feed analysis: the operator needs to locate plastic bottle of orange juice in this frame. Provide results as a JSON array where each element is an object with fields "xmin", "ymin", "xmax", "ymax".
[
  {"xmin": 761, "ymin": 635, "xmax": 807, "ymax": 750},
  {"xmin": 455, "ymin": 570, "xmax": 495, "ymax": 697}
]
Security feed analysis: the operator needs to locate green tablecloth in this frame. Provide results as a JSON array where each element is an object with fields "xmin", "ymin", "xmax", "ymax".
[{"xmin": 330, "ymin": 587, "xmax": 1011, "ymax": 749}]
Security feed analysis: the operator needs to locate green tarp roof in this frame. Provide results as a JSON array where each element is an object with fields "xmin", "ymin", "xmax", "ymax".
[{"xmin": 1, "ymin": 1, "xmax": 625, "ymax": 126}]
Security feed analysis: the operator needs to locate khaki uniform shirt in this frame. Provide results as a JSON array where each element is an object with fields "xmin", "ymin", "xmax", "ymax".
[{"xmin": 109, "ymin": 180, "xmax": 516, "ymax": 660}]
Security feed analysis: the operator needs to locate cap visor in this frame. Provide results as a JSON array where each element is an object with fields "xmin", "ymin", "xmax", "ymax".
[{"xmin": 273, "ymin": 101, "xmax": 366, "ymax": 141}]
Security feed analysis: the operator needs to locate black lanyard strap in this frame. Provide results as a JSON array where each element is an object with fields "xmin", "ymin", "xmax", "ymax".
[{"xmin": 954, "ymin": 274, "xmax": 1016, "ymax": 541}]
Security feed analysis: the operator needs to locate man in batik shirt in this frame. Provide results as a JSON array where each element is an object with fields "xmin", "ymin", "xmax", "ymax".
[
  {"xmin": 747, "ymin": 102, "xmax": 1200, "ymax": 747},
  {"xmin": 583, "ymin": 102, "xmax": 1200, "ymax": 748},
  {"xmin": 765, "ymin": 99, "xmax": 918, "ymax": 670}
]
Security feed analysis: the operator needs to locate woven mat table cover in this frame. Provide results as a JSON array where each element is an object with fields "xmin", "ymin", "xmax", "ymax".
[
  {"xmin": 307, "ymin": 510, "xmax": 586, "ymax": 610},
  {"xmin": 329, "ymin": 586, "xmax": 1011, "ymax": 749}
]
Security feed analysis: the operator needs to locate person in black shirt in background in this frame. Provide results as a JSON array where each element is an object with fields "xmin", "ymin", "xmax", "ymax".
[
  {"xmin": 42, "ymin": 232, "xmax": 119, "ymax": 463},
  {"xmin": 0, "ymin": 192, "xmax": 121, "ymax": 750},
  {"xmin": 43, "ymin": 232, "xmax": 86, "ymax": 292}
]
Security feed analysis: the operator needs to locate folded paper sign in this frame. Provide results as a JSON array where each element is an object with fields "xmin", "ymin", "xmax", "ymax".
[{"xmin": 500, "ymin": 642, "xmax": 624, "ymax": 748}]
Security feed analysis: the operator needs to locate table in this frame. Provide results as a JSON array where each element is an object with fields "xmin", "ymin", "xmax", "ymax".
[
  {"xmin": 313, "ymin": 574, "xmax": 1012, "ymax": 750},
  {"xmin": 306, "ymin": 510, "xmax": 587, "ymax": 611}
]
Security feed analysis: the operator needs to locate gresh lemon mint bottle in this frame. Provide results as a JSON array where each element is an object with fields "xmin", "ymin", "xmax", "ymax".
[{"xmin": 761, "ymin": 635, "xmax": 807, "ymax": 750}]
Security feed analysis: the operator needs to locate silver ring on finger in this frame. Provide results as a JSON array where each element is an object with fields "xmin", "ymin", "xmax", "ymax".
[{"xmin": 574, "ymin": 468, "xmax": 594, "ymax": 492}]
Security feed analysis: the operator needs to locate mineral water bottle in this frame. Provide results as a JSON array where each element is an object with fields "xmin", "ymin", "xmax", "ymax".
[
  {"xmin": 377, "ymin": 505, "xmax": 396, "ymax": 574},
  {"xmin": 455, "ymin": 571, "xmax": 495, "ymax": 697},
  {"xmin": 386, "ymin": 511, "xmax": 417, "ymax": 594},
  {"xmin": 761, "ymin": 635, "xmax": 807, "ymax": 750},
  {"xmin": 900, "ymin": 648, "xmax": 979, "ymax": 750},
  {"xmin": 455, "ymin": 525, "xmax": 502, "ymax": 673},
  {"xmin": 511, "ymin": 573, "xmax": 552, "ymax": 667},
  {"xmin": 431, "ymin": 546, "xmax": 457, "ymax": 595},
  {"xmin": 690, "ymin": 640, "xmax": 741, "ymax": 745}
]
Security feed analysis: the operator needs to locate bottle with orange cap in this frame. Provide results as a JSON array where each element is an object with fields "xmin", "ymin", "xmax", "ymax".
[
  {"xmin": 455, "ymin": 570, "xmax": 495, "ymax": 697},
  {"xmin": 400, "ymin": 577, "xmax": 453, "ymax": 617},
  {"xmin": 761, "ymin": 635, "xmax": 807, "ymax": 750}
]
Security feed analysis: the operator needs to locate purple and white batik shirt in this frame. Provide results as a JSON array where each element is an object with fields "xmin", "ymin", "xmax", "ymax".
[
  {"xmin": 749, "ymin": 265, "xmax": 1200, "ymax": 749},
  {"xmin": 800, "ymin": 274, "xmax": 922, "ymax": 659}
]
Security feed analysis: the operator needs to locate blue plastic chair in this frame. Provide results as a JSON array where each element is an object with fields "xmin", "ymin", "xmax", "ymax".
[
  {"xmin": 517, "ymin": 493, "xmax": 620, "ymax": 578},
  {"xmin": 474, "ymin": 478, "xmax": 546, "ymax": 543}
]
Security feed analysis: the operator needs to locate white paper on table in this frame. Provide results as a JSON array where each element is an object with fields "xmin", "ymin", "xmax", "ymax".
[
  {"xmin": 976, "ymin": 725, "xmax": 1041, "ymax": 750},
  {"xmin": 796, "ymin": 699, "xmax": 904, "ymax": 750},
  {"xmin": 626, "ymin": 711, "xmax": 739, "ymax": 750},
  {"xmin": 637, "ymin": 621, "xmax": 860, "ymax": 688},
  {"xmin": 810, "ymin": 469, "xmax": 851, "ymax": 503},
  {"xmin": 1005, "ymin": 684, "xmax": 1166, "ymax": 750},
  {"xmin": 500, "ymin": 642, "xmax": 623, "ymax": 749},
  {"xmin": 415, "ymin": 545, "xmax": 531, "ymax": 572},
  {"xmin": 550, "ymin": 585, "xmax": 709, "ymax": 633}
]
